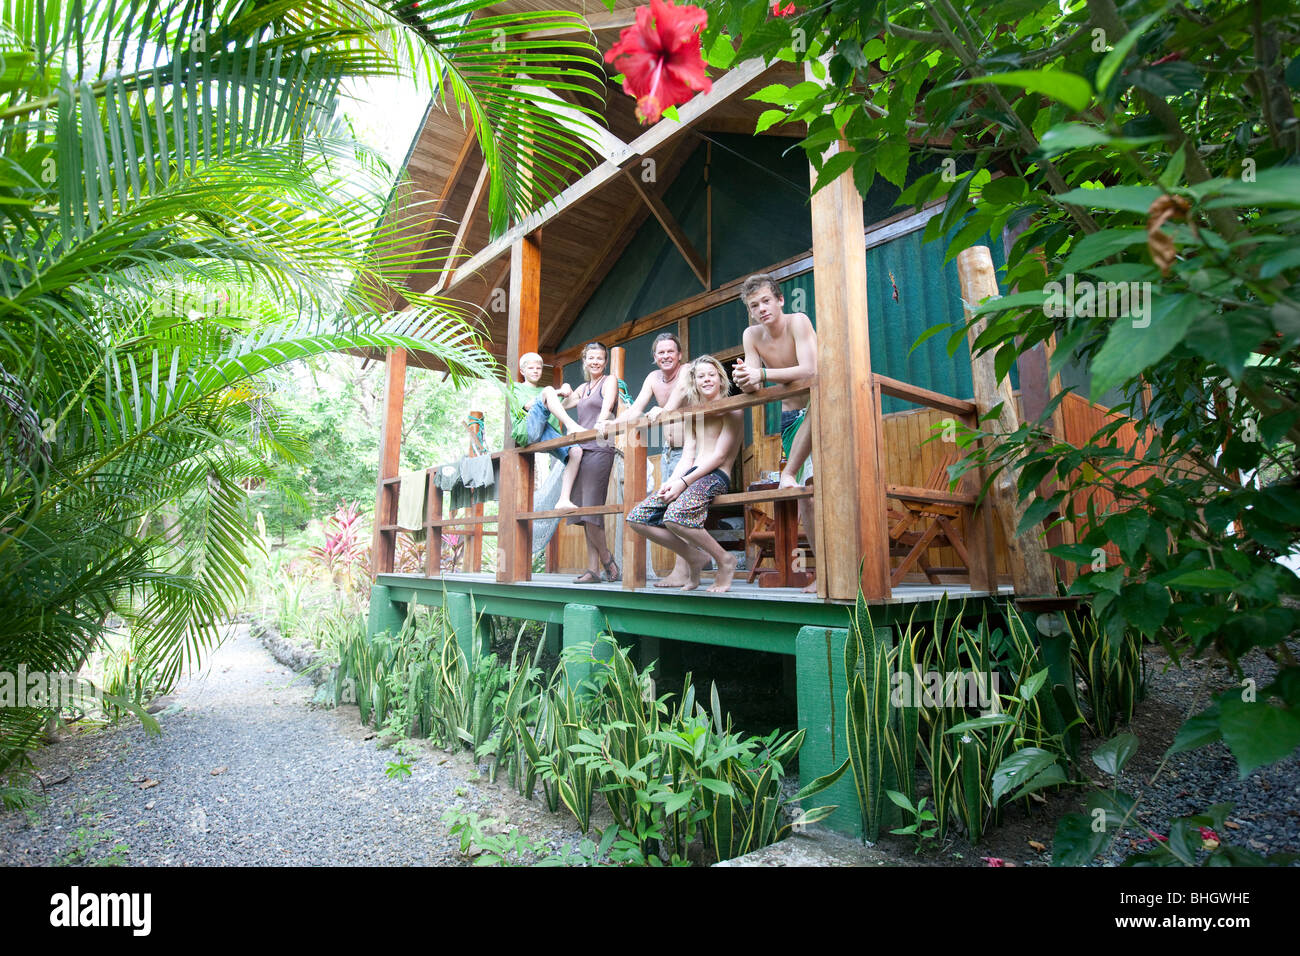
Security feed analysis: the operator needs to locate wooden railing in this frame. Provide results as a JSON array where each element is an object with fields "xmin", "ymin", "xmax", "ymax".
[
  {"xmin": 378, "ymin": 372, "xmax": 998, "ymax": 596},
  {"xmin": 871, "ymin": 373, "xmax": 997, "ymax": 592},
  {"xmin": 507, "ymin": 378, "xmax": 817, "ymax": 589}
]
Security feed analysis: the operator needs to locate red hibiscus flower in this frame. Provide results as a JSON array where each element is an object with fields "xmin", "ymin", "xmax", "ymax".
[
  {"xmin": 771, "ymin": 1, "xmax": 797, "ymax": 15},
  {"xmin": 604, "ymin": 0, "xmax": 712, "ymax": 124}
]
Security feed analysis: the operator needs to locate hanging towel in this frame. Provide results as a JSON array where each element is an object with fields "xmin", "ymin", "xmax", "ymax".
[
  {"xmin": 435, "ymin": 463, "xmax": 460, "ymax": 492},
  {"xmin": 396, "ymin": 470, "xmax": 426, "ymax": 535},
  {"xmin": 460, "ymin": 454, "xmax": 496, "ymax": 490}
]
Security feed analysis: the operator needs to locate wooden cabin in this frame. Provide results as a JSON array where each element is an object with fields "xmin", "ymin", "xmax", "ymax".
[{"xmin": 355, "ymin": 2, "xmax": 1132, "ymax": 834}]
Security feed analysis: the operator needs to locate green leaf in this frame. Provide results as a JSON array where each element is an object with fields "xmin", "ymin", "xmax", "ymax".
[
  {"xmin": 1163, "ymin": 569, "xmax": 1240, "ymax": 590},
  {"xmin": 1037, "ymin": 123, "xmax": 1111, "ymax": 156},
  {"xmin": 1089, "ymin": 294, "xmax": 1200, "ymax": 397},
  {"xmin": 1096, "ymin": 7, "xmax": 1168, "ymax": 94},
  {"xmin": 1115, "ymin": 581, "xmax": 1172, "ymax": 637},
  {"xmin": 1218, "ymin": 696, "xmax": 1300, "ymax": 778},
  {"xmin": 1200, "ymin": 168, "xmax": 1300, "ymax": 209},
  {"xmin": 946, "ymin": 714, "xmax": 1018, "ymax": 735},
  {"xmin": 1053, "ymin": 812, "xmax": 1109, "ymax": 866},
  {"xmin": 1060, "ymin": 227, "xmax": 1150, "ymax": 273},
  {"xmin": 748, "ymin": 83, "xmax": 791, "ymax": 105},
  {"xmin": 948, "ymin": 70, "xmax": 1092, "ymax": 112},
  {"xmin": 705, "ymin": 32, "xmax": 737, "ymax": 70},
  {"xmin": 1020, "ymin": 668, "xmax": 1049, "ymax": 703},
  {"xmin": 885, "ymin": 789, "xmax": 916, "ymax": 812},
  {"xmin": 754, "ymin": 109, "xmax": 787, "ymax": 134},
  {"xmin": 980, "ymin": 176, "xmax": 1027, "ymax": 205},
  {"xmin": 992, "ymin": 747, "xmax": 1061, "ymax": 803},
  {"xmin": 1054, "ymin": 185, "xmax": 1162, "ymax": 214},
  {"xmin": 811, "ymin": 149, "xmax": 859, "ymax": 194},
  {"xmin": 1092, "ymin": 732, "xmax": 1139, "ymax": 777},
  {"xmin": 1164, "ymin": 702, "xmax": 1222, "ymax": 754}
]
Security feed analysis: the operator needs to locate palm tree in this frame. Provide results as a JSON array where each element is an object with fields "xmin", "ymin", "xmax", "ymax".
[{"xmin": 0, "ymin": 0, "xmax": 605, "ymax": 782}]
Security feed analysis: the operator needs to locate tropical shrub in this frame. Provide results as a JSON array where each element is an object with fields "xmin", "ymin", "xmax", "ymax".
[
  {"xmin": 692, "ymin": 0, "xmax": 1299, "ymax": 782},
  {"xmin": 0, "ymin": 0, "xmax": 605, "ymax": 777},
  {"xmin": 335, "ymin": 608, "xmax": 834, "ymax": 864}
]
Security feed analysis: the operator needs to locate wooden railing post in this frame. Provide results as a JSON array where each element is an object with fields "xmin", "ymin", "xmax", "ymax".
[
  {"xmin": 425, "ymin": 473, "xmax": 443, "ymax": 577},
  {"xmin": 622, "ymin": 421, "xmax": 648, "ymax": 590},
  {"xmin": 371, "ymin": 347, "xmax": 406, "ymax": 577},
  {"xmin": 959, "ymin": 245, "xmax": 1056, "ymax": 597},
  {"xmin": 806, "ymin": 71, "xmax": 889, "ymax": 600},
  {"xmin": 466, "ymin": 409, "xmax": 485, "ymax": 572},
  {"xmin": 498, "ymin": 232, "xmax": 541, "ymax": 583}
]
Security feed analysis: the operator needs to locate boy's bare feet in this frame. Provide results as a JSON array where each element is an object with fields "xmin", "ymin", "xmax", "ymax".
[
  {"xmin": 801, "ymin": 576, "xmax": 818, "ymax": 594},
  {"xmin": 778, "ymin": 471, "xmax": 799, "ymax": 489},
  {"xmin": 706, "ymin": 552, "xmax": 739, "ymax": 593},
  {"xmin": 554, "ymin": 498, "xmax": 577, "ymax": 511}
]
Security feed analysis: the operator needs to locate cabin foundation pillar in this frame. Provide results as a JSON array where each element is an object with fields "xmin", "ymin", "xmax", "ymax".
[
  {"xmin": 794, "ymin": 625, "xmax": 859, "ymax": 837},
  {"xmin": 561, "ymin": 603, "xmax": 614, "ymax": 688},
  {"xmin": 543, "ymin": 621, "xmax": 562, "ymax": 657},
  {"xmin": 446, "ymin": 591, "xmax": 486, "ymax": 660},
  {"xmin": 367, "ymin": 584, "xmax": 407, "ymax": 640}
]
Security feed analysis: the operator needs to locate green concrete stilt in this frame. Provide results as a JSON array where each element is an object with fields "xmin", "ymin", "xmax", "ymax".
[
  {"xmin": 639, "ymin": 636, "xmax": 661, "ymax": 673},
  {"xmin": 367, "ymin": 584, "xmax": 407, "ymax": 640},
  {"xmin": 446, "ymin": 591, "xmax": 487, "ymax": 661},
  {"xmin": 562, "ymin": 603, "xmax": 617, "ymax": 688},
  {"xmin": 543, "ymin": 622, "xmax": 561, "ymax": 657},
  {"xmin": 795, "ymin": 625, "xmax": 860, "ymax": 838}
]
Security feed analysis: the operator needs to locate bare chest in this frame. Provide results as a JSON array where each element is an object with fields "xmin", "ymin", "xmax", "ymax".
[
  {"xmin": 753, "ymin": 329, "xmax": 798, "ymax": 369},
  {"xmin": 649, "ymin": 372, "xmax": 678, "ymax": 406}
]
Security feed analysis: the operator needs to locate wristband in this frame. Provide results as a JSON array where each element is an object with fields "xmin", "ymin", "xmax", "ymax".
[{"xmin": 761, "ymin": 368, "xmax": 767, "ymax": 385}]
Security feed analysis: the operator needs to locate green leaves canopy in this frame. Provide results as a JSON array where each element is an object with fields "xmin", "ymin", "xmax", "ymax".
[{"xmin": 0, "ymin": 0, "xmax": 606, "ymax": 773}]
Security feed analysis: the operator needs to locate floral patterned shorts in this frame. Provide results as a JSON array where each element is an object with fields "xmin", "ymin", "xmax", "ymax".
[{"xmin": 626, "ymin": 469, "xmax": 730, "ymax": 530}]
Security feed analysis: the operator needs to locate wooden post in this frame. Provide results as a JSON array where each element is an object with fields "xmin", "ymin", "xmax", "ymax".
[
  {"xmin": 371, "ymin": 347, "xmax": 406, "ymax": 576},
  {"xmin": 622, "ymin": 403, "xmax": 648, "ymax": 590},
  {"xmin": 546, "ymin": 362, "xmax": 564, "ymax": 574},
  {"xmin": 807, "ymin": 122, "xmax": 890, "ymax": 601},
  {"xmin": 426, "ymin": 474, "xmax": 443, "ymax": 577},
  {"xmin": 958, "ymin": 246, "xmax": 1056, "ymax": 597},
  {"xmin": 498, "ymin": 232, "xmax": 541, "ymax": 582},
  {"xmin": 466, "ymin": 409, "xmax": 485, "ymax": 572}
]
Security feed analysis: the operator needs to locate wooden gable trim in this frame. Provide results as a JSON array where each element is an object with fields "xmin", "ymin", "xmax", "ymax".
[{"xmin": 444, "ymin": 57, "xmax": 773, "ymax": 295}]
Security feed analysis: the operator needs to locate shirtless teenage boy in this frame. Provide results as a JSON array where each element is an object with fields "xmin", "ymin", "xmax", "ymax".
[
  {"xmin": 730, "ymin": 273, "xmax": 818, "ymax": 592},
  {"xmin": 596, "ymin": 332, "xmax": 692, "ymax": 587},
  {"xmin": 625, "ymin": 356, "xmax": 743, "ymax": 593}
]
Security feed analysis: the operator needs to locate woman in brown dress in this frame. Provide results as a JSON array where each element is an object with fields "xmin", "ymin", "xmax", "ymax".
[{"xmin": 542, "ymin": 341, "xmax": 621, "ymax": 582}]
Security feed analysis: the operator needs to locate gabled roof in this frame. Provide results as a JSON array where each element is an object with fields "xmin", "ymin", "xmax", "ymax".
[{"xmin": 363, "ymin": 2, "xmax": 806, "ymax": 370}]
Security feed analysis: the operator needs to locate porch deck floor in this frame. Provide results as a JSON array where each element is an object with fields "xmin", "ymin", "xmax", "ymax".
[{"xmin": 411, "ymin": 571, "xmax": 1013, "ymax": 606}]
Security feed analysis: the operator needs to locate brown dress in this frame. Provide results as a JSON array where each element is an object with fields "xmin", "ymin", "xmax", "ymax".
[{"xmin": 567, "ymin": 376, "xmax": 616, "ymax": 527}]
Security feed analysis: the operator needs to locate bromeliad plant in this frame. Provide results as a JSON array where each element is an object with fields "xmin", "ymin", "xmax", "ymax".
[{"xmin": 308, "ymin": 501, "xmax": 370, "ymax": 596}]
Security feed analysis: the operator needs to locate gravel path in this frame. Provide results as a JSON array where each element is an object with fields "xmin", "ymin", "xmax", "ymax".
[{"xmin": 0, "ymin": 622, "xmax": 580, "ymax": 866}]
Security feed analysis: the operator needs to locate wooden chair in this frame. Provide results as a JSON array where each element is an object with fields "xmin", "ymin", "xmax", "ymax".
[{"xmin": 887, "ymin": 447, "xmax": 974, "ymax": 587}]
